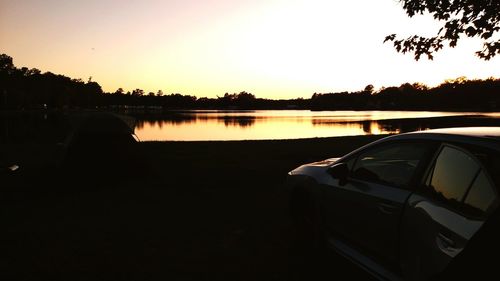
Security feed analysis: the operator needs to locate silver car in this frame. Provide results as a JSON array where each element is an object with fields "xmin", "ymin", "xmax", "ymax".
[{"xmin": 287, "ymin": 127, "xmax": 500, "ymax": 281}]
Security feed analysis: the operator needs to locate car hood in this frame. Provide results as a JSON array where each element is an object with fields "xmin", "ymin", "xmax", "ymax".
[
  {"xmin": 288, "ymin": 157, "xmax": 340, "ymax": 177},
  {"xmin": 307, "ymin": 157, "xmax": 341, "ymax": 167}
]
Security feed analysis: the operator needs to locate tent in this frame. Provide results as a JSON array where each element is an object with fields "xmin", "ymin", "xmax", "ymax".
[{"xmin": 61, "ymin": 112, "xmax": 146, "ymax": 184}]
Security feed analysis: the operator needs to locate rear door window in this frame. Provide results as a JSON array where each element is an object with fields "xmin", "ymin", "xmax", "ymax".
[
  {"xmin": 424, "ymin": 145, "xmax": 498, "ymax": 218},
  {"xmin": 428, "ymin": 146, "xmax": 480, "ymax": 204}
]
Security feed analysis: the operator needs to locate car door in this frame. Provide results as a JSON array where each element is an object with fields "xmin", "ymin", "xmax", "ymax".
[
  {"xmin": 400, "ymin": 144, "xmax": 499, "ymax": 281},
  {"xmin": 322, "ymin": 141, "xmax": 434, "ymax": 268}
]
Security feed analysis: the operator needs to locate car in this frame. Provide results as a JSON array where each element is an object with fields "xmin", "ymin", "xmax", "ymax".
[{"xmin": 286, "ymin": 127, "xmax": 500, "ymax": 281}]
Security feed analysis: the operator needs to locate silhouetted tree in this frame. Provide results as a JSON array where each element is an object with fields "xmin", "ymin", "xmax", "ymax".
[
  {"xmin": 114, "ymin": 88, "xmax": 124, "ymax": 95},
  {"xmin": 412, "ymin": 82, "xmax": 429, "ymax": 91},
  {"xmin": 0, "ymin": 54, "xmax": 14, "ymax": 71},
  {"xmin": 132, "ymin": 89, "xmax": 144, "ymax": 96},
  {"xmin": 385, "ymin": 0, "xmax": 500, "ymax": 60},
  {"xmin": 363, "ymin": 84, "xmax": 375, "ymax": 94}
]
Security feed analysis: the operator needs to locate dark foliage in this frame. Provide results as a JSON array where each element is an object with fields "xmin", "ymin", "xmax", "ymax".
[
  {"xmin": 0, "ymin": 54, "xmax": 309, "ymax": 111},
  {"xmin": 385, "ymin": 0, "xmax": 500, "ymax": 60},
  {"xmin": 0, "ymin": 54, "xmax": 103, "ymax": 110},
  {"xmin": 310, "ymin": 78, "xmax": 500, "ymax": 111},
  {"xmin": 1, "ymin": 54, "xmax": 499, "ymax": 112}
]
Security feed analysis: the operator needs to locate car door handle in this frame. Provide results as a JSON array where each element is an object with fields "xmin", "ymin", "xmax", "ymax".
[
  {"xmin": 437, "ymin": 233, "xmax": 456, "ymax": 249},
  {"xmin": 378, "ymin": 202, "xmax": 398, "ymax": 214}
]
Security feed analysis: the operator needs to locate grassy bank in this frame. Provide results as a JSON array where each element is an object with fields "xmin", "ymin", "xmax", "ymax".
[
  {"xmin": 143, "ymin": 134, "xmax": 386, "ymax": 185},
  {"xmin": 1, "ymin": 134, "xmax": 387, "ymax": 280}
]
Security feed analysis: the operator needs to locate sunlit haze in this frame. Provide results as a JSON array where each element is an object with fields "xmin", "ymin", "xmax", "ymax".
[{"xmin": 1, "ymin": 0, "xmax": 499, "ymax": 99}]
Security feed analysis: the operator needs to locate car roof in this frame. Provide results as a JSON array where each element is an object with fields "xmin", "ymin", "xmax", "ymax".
[
  {"xmin": 399, "ymin": 127, "xmax": 500, "ymax": 141},
  {"xmin": 414, "ymin": 127, "xmax": 500, "ymax": 139},
  {"xmin": 372, "ymin": 127, "xmax": 500, "ymax": 153}
]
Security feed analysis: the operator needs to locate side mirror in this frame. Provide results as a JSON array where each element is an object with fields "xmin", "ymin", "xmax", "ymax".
[
  {"xmin": 2, "ymin": 164, "xmax": 19, "ymax": 175},
  {"xmin": 8, "ymin": 164, "xmax": 20, "ymax": 172},
  {"xmin": 327, "ymin": 163, "xmax": 349, "ymax": 186}
]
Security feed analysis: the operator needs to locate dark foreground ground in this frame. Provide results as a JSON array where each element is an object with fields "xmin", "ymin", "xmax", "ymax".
[{"xmin": 0, "ymin": 135, "xmax": 386, "ymax": 280}]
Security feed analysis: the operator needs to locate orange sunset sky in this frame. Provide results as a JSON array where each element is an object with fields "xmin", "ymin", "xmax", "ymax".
[{"xmin": 1, "ymin": 0, "xmax": 499, "ymax": 99}]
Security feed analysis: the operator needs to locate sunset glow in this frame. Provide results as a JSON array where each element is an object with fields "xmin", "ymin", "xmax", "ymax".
[{"xmin": 1, "ymin": 0, "xmax": 499, "ymax": 99}]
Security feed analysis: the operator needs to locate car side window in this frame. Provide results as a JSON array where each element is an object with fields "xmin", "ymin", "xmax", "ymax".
[
  {"xmin": 424, "ymin": 145, "xmax": 498, "ymax": 218},
  {"xmin": 345, "ymin": 156, "xmax": 357, "ymax": 171},
  {"xmin": 351, "ymin": 143, "xmax": 430, "ymax": 188},
  {"xmin": 463, "ymin": 171, "xmax": 497, "ymax": 217},
  {"xmin": 428, "ymin": 146, "xmax": 480, "ymax": 204}
]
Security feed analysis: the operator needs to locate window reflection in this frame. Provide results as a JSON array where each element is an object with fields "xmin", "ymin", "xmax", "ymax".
[
  {"xmin": 351, "ymin": 143, "xmax": 429, "ymax": 188},
  {"xmin": 464, "ymin": 171, "xmax": 497, "ymax": 217},
  {"xmin": 429, "ymin": 146, "xmax": 479, "ymax": 203}
]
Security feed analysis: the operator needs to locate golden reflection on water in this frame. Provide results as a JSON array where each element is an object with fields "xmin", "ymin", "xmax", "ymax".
[
  {"xmin": 133, "ymin": 110, "xmax": 489, "ymax": 141},
  {"xmin": 135, "ymin": 118, "xmax": 373, "ymax": 141}
]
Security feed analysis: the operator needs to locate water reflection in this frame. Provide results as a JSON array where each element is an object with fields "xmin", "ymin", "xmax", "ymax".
[
  {"xmin": 134, "ymin": 114, "xmax": 257, "ymax": 129},
  {"xmin": 132, "ymin": 110, "xmax": 500, "ymax": 141},
  {"xmin": 3, "ymin": 110, "xmax": 499, "ymax": 142},
  {"xmin": 220, "ymin": 116, "xmax": 256, "ymax": 127}
]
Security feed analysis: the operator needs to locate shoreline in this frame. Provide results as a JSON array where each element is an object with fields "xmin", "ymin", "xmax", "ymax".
[{"xmin": 2, "ymin": 107, "xmax": 500, "ymax": 114}]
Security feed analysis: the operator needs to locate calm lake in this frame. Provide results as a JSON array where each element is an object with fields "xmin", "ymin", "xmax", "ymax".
[{"xmin": 133, "ymin": 110, "xmax": 500, "ymax": 141}]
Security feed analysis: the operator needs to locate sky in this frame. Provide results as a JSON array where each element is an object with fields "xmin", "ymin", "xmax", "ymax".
[{"xmin": 1, "ymin": 0, "xmax": 499, "ymax": 99}]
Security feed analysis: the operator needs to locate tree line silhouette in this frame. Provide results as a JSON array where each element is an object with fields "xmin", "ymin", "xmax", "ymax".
[
  {"xmin": 1, "ymin": 53, "xmax": 499, "ymax": 111},
  {"xmin": 311, "ymin": 78, "xmax": 500, "ymax": 111}
]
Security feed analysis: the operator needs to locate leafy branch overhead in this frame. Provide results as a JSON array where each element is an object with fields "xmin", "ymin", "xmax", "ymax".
[{"xmin": 385, "ymin": 0, "xmax": 500, "ymax": 60}]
